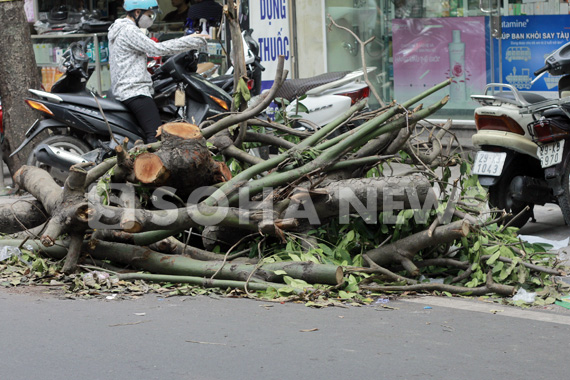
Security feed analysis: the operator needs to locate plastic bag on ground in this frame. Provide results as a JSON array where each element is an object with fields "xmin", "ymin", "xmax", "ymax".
[
  {"xmin": 0, "ymin": 246, "xmax": 21, "ymax": 262},
  {"xmin": 512, "ymin": 288, "xmax": 536, "ymax": 303}
]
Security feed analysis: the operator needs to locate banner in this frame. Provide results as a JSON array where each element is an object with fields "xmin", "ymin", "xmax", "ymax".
[
  {"xmin": 392, "ymin": 17, "xmax": 487, "ymax": 109},
  {"xmin": 249, "ymin": 0, "xmax": 292, "ymax": 91},
  {"xmin": 494, "ymin": 15, "xmax": 570, "ymax": 96}
]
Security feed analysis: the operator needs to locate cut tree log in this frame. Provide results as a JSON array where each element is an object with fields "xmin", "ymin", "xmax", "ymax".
[{"xmin": 133, "ymin": 122, "xmax": 231, "ymax": 200}]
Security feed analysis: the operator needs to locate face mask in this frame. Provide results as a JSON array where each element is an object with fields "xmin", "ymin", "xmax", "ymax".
[{"xmin": 138, "ymin": 13, "xmax": 155, "ymax": 29}]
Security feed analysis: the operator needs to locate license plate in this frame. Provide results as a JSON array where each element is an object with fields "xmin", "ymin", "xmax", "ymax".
[
  {"xmin": 472, "ymin": 151, "xmax": 507, "ymax": 176},
  {"xmin": 537, "ymin": 140, "xmax": 565, "ymax": 168}
]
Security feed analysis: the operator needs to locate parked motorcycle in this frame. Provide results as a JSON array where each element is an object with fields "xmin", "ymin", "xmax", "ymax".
[
  {"xmin": 147, "ymin": 29, "xmax": 264, "ymax": 97},
  {"xmin": 275, "ymin": 67, "xmax": 374, "ymax": 131},
  {"xmin": 209, "ymin": 29, "xmax": 264, "ymax": 97},
  {"xmin": 10, "ymin": 41, "xmax": 232, "ymax": 183},
  {"xmin": 14, "ymin": 32, "xmax": 373, "ymax": 182},
  {"xmin": 471, "ymin": 41, "xmax": 570, "ymax": 227}
]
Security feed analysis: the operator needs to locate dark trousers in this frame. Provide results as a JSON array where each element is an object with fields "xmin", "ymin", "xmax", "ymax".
[{"xmin": 123, "ymin": 95, "xmax": 162, "ymax": 143}]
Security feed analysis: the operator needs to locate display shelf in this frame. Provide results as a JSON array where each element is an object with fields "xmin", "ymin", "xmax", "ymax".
[{"xmin": 32, "ymin": 33, "xmax": 109, "ymax": 94}]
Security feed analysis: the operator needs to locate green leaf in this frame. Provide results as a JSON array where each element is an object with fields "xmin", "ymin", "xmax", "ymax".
[
  {"xmin": 273, "ymin": 270, "xmax": 288, "ymax": 276},
  {"xmin": 486, "ymin": 248, "xmax": 501, "ymax": 265},
  {"xmin": 460, "ymin": 161, "xmax": 470, "ymax": 175},
  {"xmin": 237, "ymin": 78, "xmax": 251, "ymax": 102},
  {"xmin": 517, "ymin": 264, "xmax": 527, "ymax": 284},
  {"xmin": 288, "ymin": 253, "xmax": 301, "ymax": 262},
  {"xmin": 402, "ymin": 209, "xmax": 415, "ymax": 220},
  {"xmin": 233, "ymin": 91, "xmax": 241, "ymax": 109},
  {"xmin": 499, "ymin": 245, "xmax": 514, "ymax": 259},
  {"xmin": 297, "ymin": 104, "xmax": 309, "ymax": 114},
  {"xmin": 274, "ymin": 97, "xmax": 290, "ymax": 106},
  {"xmin": 492, "ymin": 261, "xmax": 504, "ymax": 273},
  {"xmin": 465, "ymin": 278, "xmax": 479, "ymax": 288},
  {"xmin": 531, "ymin": 242, "xmax": 553, "ymax": 252},
  {"xmin": 338, "ymin": 290, "xmax": 356, "ymax": 300},
  {"xmin": 318, "ymin": 243, "xmax": 334, "ymax": 257},
  {"xmin": 544, "ymin": 297, "xmax": 557, "ymax": 305}
]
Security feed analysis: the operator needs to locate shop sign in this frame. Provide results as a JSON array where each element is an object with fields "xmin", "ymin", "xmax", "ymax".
[
  {"xmin": 392, "ymin": 17, "xmax": 487, "ymax": 109},
  {"xmin": 494, "ymin": 15, "xmax": 570, "ymax": 96},
  {"xmin": 249, "ymin": 0, "xmax": 292, "ymax": 91}
]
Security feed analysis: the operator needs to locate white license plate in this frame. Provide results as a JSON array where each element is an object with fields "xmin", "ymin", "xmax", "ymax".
[
  {"xmin": 537, "ymin": 140, "xmax": 565, "ymax": 168},
  {"xmin": 472, "ymin": 151, "xmax": 507, "ymax": 176}
]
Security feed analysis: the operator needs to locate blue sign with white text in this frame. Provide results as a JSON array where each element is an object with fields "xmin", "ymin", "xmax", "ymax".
[{"xmin": 494, "ymin": 15, "xmax": 570, "ymax": 93}]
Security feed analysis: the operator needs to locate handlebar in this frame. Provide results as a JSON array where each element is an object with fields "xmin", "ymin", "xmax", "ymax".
[
  {"xmin": 534, "ymin": 64, "xmax": 551, "ymax": 77},
  {"xmin": 253, "ymin": 60, "xmax": 265, "ymax": 71}
]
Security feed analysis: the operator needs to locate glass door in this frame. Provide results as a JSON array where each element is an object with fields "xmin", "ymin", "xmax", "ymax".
[{"xmin": 324, "ymin": 0, "xmax": 392, "ymax": 108}]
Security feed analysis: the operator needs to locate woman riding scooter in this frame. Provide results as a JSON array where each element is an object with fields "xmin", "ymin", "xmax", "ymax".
[{"xmin": 108, "ymin": 0, "xmax": 209, "ymax": 142}]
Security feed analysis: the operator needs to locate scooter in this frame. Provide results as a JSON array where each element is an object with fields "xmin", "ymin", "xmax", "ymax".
[
  {"xmin": 10, "ymin": 41, "xmax": 232, "ymax": 183},
  {"xmin": 524, "ymin": 67, "xmax": 570, "ymax": 225},
  {"xmin": 147, "ymin": 29, "xmax": 263, "ymax": 96},
  {"xmin": 275, "ymin": 68, "xmax": 374, "ymax": 130},
  {"xmin": 209, "ymin": 29, "xmax": 264, "ymax": 97},
  {"xmin": 471, "ymin": 41, "xmax": 570, "ymax": 227},
  {"xmin": 194, "ymin": 27, "xmax": 371, "ymax": 133}
]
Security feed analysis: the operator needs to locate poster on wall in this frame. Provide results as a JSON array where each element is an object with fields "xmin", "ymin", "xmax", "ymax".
[
  {"xmin": 392, "ymin": 17, "xmax": 487, "ymax": 109},
  {"xmin": 24, "ymin": 0, "xmax": 35, "ymax": 22},
  {"xmin": 494, "ymin": 15, "xmax": 569, "ymax": 97},
  {"xmin": 249, "ymin": 0, "xmax": 292, "ymax": 91}
]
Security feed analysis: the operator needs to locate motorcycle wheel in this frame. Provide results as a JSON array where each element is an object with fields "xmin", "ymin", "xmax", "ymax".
[
  {"xmin": 26, "ymin": 135, "xmax": 91, "ymax": 185},
  {"xmin": 488, "ymin": 165, "xmax": 534, "ymax": 229},
  {"xmin": 557, "ymin": 162, "xmax": 570, "ymax": 225}
]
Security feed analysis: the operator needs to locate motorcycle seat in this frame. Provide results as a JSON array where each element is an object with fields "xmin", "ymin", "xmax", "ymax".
[
  {"xmin": 57, "ymin": 93, "xmax": 130, "ymax": 112},
  {"xmin": 275, "ymin": 71, "xmax": 351, "ymax": 101},
  {"xmin": 542, "ymin": 107, "xmax": 570, "ymax": 121},
  {"xmin": 494, "ymin": 91, "xmax": 547, "ymax": 104}
]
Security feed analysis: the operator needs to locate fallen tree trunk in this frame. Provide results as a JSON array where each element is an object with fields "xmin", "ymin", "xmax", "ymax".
[
  {"xmin": 293, "ymin": 174, "xmax": 436, "ymax": 221},
  {"xmin": 116, "ymin": 273, "xmax": 297, "ymax": 293},
  {"xmin": 0, "ymin": 238, "xmax": 343, "ymax": 286},
  {"xmin": 0, "ymin": 199, "xmax": 47, "ymax": 233},
  {"xmin": 365, "ymin": 219, "xmax": 471, "ymax": 276}
]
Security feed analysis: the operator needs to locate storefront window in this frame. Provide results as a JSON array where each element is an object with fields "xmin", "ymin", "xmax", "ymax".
[
  {"xmin": 324, "ymin": 1, "xmax": 570, "ymax": 120},
  {"xmin": 324, "ymin": 0, "xmax": 391, "ymax": 109},
  {"xmin": 324, "ymin": 0, "xmax": 492, "ymax": 117}
]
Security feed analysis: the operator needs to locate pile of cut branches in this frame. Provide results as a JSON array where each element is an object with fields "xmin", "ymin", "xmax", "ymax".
[
  {"xmin": 1, "ymin": 66, "xmax": 567, "ymax": 305},
  {"xmin": 1, "ymin": 0, "xmax": 568, "ymax": 302}
]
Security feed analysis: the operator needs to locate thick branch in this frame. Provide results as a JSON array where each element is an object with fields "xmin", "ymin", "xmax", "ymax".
[
  {"xmin": 201, "ymin": 56, "xmax": 288, "ymax": 139},
  {"xmin": 365, "ymin": 219, "xmax": 471, "ymax": 276},
  {"xmin": 244, "ymin": 131, "xmax": 296, "ymax": 150},
  {"xmin": 247, "ymin": 118, "xmax": 312, "ymax": 137}
]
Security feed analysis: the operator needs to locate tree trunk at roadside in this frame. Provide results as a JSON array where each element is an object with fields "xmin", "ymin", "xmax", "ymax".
[{"xmin": 0, "ymin": 1, "xmax": 43, "ymax": 176}]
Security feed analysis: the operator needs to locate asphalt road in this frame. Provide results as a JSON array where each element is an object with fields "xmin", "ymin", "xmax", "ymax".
[{"xmin": 1, "ymin": 289, "xmax": 570, "ymax": 380}]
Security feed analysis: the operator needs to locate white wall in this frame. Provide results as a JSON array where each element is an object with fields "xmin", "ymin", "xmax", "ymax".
[{"xmin": 293, "ymin": 0, "xmax": 327, "ymax": 77}]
